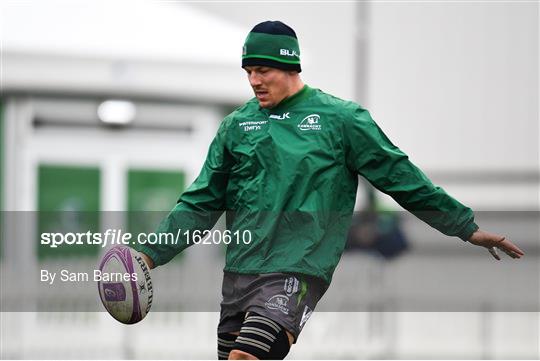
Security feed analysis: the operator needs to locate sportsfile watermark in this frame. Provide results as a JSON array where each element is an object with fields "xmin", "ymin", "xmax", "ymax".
[
  {"xmin": 40, "ymin": 229, "xmax": 253, "ymax": 248},
  {"xmin": 0, "ymin": 210, "xmax": 538, "ymax": 312}
]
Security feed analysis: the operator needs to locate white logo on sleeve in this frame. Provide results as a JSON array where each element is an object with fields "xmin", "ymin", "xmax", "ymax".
[{"xmin": 298, "ymin": 114, "xmax": 321, "ymax": 131}]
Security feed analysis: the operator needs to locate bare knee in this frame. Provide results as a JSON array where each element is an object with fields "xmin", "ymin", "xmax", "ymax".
[
  {"xmin": 285, "ymin": 330, "xmax": 294, "ymax": 347},
  {"xmin": 229, "ymin": 349, "xmax": 258, "ymax": 360}
]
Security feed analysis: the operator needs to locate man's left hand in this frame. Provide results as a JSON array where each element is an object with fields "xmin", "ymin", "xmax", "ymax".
[{"xmin": 468, "ymin": 230, "xmax": 525, "ymax": 260}]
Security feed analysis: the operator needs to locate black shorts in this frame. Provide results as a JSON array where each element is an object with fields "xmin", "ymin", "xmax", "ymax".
[{"xmin": 217, "ymin": 271, "xmax": 329, "ymax": 341}]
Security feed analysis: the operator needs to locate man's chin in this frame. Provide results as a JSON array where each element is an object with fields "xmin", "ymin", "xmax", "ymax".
[
  {"xmin": 258, "ymin": 100, "xmax": 273, "ymax": 109},
  {"xmin": 258, "ymin": 99, "xmax": 276, "ymax": 109}
]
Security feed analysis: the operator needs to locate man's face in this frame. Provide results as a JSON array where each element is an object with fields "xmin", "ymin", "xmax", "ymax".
[{"xmin": 244, "ymin": 66, "xmax": 293, "ymax": 109}]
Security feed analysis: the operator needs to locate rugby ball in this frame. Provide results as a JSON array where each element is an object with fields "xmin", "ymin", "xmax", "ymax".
[{"xmin": 97, "ymin": 245, "xmax": 153, "ymax": 324}]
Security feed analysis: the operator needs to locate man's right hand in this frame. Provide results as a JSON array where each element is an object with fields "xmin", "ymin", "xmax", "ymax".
[{"xmin": 140, "ymin": 252, "xmax": 155, "ymax": 269}]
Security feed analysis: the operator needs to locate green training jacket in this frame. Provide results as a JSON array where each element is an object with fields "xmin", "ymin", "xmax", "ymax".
[{"xmin": 139, "ymin": 85, "xmax": 478, "ymax": 284}]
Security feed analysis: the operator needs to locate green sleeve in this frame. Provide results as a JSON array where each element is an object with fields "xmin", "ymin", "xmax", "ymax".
[
  {"xmin": 344, "ymin": 106, "xmax": 478, "ymax": 241},
  {"xmin": 138, "ymin": 119, "xmax": 234, "ymax": 266}
]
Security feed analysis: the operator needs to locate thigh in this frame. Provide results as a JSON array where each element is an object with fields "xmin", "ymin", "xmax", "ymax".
[
  {"xmin": 217, "ymin": 272, "xmax": 247, "ymax": 334},
  {"xmin": 243, "ymin": 273, "xmax": 328, "ymax": 342},
  {"xmin": 217, "ymin": 272, "xmax": 328, "ymax": 341}
]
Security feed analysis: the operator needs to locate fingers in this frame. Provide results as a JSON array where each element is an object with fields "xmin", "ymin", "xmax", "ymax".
[
  {"xmin": 499, "ymin": 245, "xmax": 522, "ymax": 259},
  {"xmin": 498, "ymin": 238, "xmax": 525, "ymax": 257},
  {"xmin": 489, "ymin": 237, "xmax": 524, "ymax": 260},
  {"xmin": 502, "ymin": 248, "xmax": 520, "ymax": 259}
]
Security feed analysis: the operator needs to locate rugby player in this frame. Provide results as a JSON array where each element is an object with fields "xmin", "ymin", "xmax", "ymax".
[{"xmin": 139, "ymin": 21, "xmax": 524, "ymax": 360}]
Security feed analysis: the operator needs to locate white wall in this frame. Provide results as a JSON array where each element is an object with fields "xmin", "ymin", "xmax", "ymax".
[{"xmin": 367, "ymin": 2, "xmax": 538, "ymax": 173}]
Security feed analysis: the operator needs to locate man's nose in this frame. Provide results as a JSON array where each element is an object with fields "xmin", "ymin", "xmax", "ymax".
[{"xmin": 248, "ymin": 73, "xmax": 261, "ymax": 87}]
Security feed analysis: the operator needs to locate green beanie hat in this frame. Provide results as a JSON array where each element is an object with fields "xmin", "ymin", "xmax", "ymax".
[{"xmin": 242, "ymin": 20, "xmax": 301, "ymax": 72}]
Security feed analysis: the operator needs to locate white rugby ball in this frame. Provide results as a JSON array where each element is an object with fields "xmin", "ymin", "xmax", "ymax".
[{"xmin": 97, "ymin": 245, "xmax": 153, "ymax": 324}]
